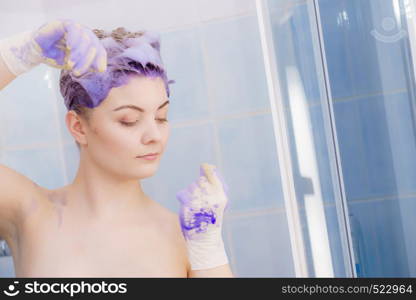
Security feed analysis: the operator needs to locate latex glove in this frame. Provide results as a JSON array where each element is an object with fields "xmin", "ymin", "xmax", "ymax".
[
  {"xmin": 0, "ymin": 18, "xmax": 107, "ymax": 77},
  {"xmin": 176, "ymin": 163, "xmax": 230, "ymax": 270}
]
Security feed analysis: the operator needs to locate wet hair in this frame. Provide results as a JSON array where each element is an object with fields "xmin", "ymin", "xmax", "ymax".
[{"xmin": 59, "ymin": 26, "xmax": 175, "ymax": 150}]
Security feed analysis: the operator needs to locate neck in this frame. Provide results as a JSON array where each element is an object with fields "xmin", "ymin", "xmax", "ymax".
[{"xmin": 66, "ymin": 151, "xmax": 151, "ymax": 221}]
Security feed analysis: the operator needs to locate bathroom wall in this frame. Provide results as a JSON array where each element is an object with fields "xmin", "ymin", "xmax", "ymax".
[{"xmin": 0, "ymin": 0, "xmax": 296, "ymax": 277}]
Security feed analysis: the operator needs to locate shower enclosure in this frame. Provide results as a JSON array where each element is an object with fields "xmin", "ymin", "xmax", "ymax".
[
  {"xmin": 258, "ymin": 0, "xmax": 416, "ymax": 277},
  {"xmin": 1, "ymin": 0, "xmax": 416, "ymax": 277}
]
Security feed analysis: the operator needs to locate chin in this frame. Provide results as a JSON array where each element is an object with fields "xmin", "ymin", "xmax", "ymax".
[{"xmin": 136, "ymin": 165, "xmax": 159, "ymax": 179}]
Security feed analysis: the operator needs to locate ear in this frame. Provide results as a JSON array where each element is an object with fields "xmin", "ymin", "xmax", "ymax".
[{"xmin": 65, "ymin": 110, "xmax": 88, "ymax": 146}]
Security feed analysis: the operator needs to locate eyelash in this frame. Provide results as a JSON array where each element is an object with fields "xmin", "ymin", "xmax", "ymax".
[{"xmin": 120, "ymin": 118, "xmax": 168, "ymax": 127}]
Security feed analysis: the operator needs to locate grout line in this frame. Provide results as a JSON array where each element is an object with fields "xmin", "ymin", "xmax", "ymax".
[
  {"xmin": 227, "ymin": 190, "xmax": 416, "ymax": 220},
  {"xmin": 347, "ymin": 192, "xmax": 416, "ymax": 203},
  {"xmin": 310, "ymin": 88, "xmax": 408, "ymax": 107}
]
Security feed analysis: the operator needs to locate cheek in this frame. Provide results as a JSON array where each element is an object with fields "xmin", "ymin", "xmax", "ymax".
[
  {"xmin": 161, "ymin": 125, "xmax": 170, "ymax": 145},
  {"xmin": 91, "ymin": 124, "xmax": 134, "ymax": 154}
]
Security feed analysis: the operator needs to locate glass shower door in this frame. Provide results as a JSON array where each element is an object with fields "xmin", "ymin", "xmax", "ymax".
[
  {"xmin": 316, "ymin": 0, "xmax": 416, "ymax": 277},
  {"xmin": 259, "ymin": 0, "xmax": 416, "ymax": 277},
  {"xmin": 258, "ymin": 0, "xmax": 355, "ymax": 277}
]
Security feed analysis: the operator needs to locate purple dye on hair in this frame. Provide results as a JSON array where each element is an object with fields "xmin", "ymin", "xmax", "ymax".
[{"xmin": 59, "ymin": 29, "xmax": 175, "ymax": 111}]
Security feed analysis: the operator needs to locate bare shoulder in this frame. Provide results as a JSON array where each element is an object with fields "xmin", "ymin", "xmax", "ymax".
[
  {"xmin": 148, "ymin": 200, "xmax": 190, "ymax": 272},
  {"xmin": 149, "ymin": 200, "xmax": 183, "ymax": 239}
]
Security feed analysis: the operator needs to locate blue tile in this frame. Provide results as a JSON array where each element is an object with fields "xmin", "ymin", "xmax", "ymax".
[
  {"xmin": 62, "ymin": 141, "xmax": 80, "ymax": 184},
  {"xmin": 0, "ymin": 147, "xmax": 66, "ymax": 189},
  {"xmin": 348, "ymin": 199, "xmax": 410, "ymax": 277},
  {"xmin": 335, "ymin": 93, "xmax": 415, "ymax": 200},
  {"xmin": 319, "ymin": 0, "xmax": 408, "ymax": 99},
  {"xmin": 358, "ymin": 94, "xmax": 399, "ymax": 197},
  {"xmin": 0, "ymin": 65, "xmax": 61, "ymax": 146},
  {"xmin": 333, "ymin": 99, "xmax": 369, "ymax": 200},
  {"xmin": 161, "ymin": 29, "xmax": 210, "ymax": 122},
  {"xmin": 199, "ymin": 15, "xmax": 270, "ymax": 116},
  {"xmin": 142, "ymin": 123, "xmax": 217, "ymax": 213},
  {"xmin": 228, "ymin": 212, "xmax": 295, "ymax": 277},
  {"xmin": 381, "ymin": 92, "xmax": 416, "ymax": 195},
  {"xmin": 217, "ymin": 113, "xmax": 284, "ymax": 212},
  {"xmin": 196, "ymin": 0, "xmax": 255, "ymax": 21},
  {"xmin": 397, "ymin": 197, "xmax": 416, "ymax": 276}
]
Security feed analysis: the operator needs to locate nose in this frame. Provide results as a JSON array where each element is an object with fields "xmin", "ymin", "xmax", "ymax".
[{"xmin": 141, "ymin": 118, "xmax": 164, "ymax": 144}]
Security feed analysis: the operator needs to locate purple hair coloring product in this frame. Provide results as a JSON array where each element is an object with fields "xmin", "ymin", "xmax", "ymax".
[{"xmin": 59, "ymin": 27, "xmax": 175, "ymax": 111}]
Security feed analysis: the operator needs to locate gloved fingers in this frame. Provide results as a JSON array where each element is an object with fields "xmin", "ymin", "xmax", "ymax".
[
  {"xmin": 176, "ymin": 186, "xmax": 193, "ymax": 205},
  {"xmin": 33, "ymin": 20, "xmax": 67, "ymax": 66},
  {"xmin": 84, "ymin": 27, "xmax": 107, "ymax": 73},
  {"xmin": 200, "ymin": 163, "xmax": 229, "ymax": 196},
  {"xmin": 66, "ymin": 25, "xmax": 97, "ymax": 76},
  {"xmin": 72, "ymin": 44, "xmax": 97, "ymax": 77},
  {"xmin": 66, "ymin": 33, "xmax": 89, "ymax": 71},
  {"xmin": 196, "ymin": 176, "xmax": 210, "ymax": 195},
  {"xmin": 62, "ymin": 19, "xmax": 82, "ymax": 45},
  {"xmin": 56, "ymin": 20, "xmax": 83, "ymax": 66},
  {"xmin": 35, "ymin": 19, "xmax": 66, "ymax": 51},
  {"xmin": 200, "ymin": 163, "xmax": 216, "ymax": 185}
]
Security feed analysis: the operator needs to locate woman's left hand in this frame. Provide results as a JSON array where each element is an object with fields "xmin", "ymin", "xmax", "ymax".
[{"xmin": 176, "ymin": 163, "xmax": 230, "ymax": 270}]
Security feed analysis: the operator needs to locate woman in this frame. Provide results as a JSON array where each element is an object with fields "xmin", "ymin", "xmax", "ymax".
[{"xmin": 0, "ymin": 19, "xmax": 233, "ymax": 277}]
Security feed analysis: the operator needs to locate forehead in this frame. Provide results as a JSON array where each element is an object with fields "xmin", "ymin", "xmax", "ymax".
[{"xmin": 102, "ymin": 75, "xmax": 167, "ymax": 109}]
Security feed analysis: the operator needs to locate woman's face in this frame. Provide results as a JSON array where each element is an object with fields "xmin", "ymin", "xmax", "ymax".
[{"xmin": 79, "ymin": 75, "xmax": 170, "ymax": 180}]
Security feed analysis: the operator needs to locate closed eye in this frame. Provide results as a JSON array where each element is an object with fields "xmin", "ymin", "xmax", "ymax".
[
  {"xmin": 120, "ymin": 121, "xmax": 137, "ymax": 127},
  {"xmin": 119, "ymin": 118, "xmax": 168, "ymax": 127}
]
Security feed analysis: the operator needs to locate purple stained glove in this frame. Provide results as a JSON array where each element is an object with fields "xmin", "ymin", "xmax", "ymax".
[
  {"xmin": 0, "ymin": 18, "xmax": 107, "ymax": 76},
  {"xmin": 176, "ymin": 163, "xmax": 230, "ymax": 270},
  {"xmin": 34, "ymin": 19, "xmax": 107, "ymax": 76}
]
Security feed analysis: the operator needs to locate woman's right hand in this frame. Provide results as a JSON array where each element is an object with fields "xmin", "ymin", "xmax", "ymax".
[{"xmin": 31, "ymin": 19, "xmax": 107, "ymax": 76}]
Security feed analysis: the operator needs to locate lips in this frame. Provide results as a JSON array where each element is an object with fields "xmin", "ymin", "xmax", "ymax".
[{"xmin": 137, "ymin": 153, "xmax": 159, "ymax": 158}]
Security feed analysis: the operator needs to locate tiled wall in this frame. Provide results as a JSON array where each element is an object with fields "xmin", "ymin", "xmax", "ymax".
[{"xmin": 0, "ymin": 0, "xmax": 296, "ymax": 277}]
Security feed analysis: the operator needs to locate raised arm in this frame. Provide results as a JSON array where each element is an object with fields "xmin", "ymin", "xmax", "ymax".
[
  {"xmin": 0, "ymin": 19, "xmax": 107, "ymax": 244},
  {"xmin": 0, "ymin": 49, "xmax": 17, "ymax": 90},
  {"xmin": 0, "ymin": 164, "xmax": 37, "ymax": 241}
]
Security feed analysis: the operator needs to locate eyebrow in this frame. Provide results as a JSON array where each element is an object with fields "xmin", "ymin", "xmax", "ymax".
[{"xmin": 112, "ymin": 100, "xmax": 170, "ymax": 112}]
